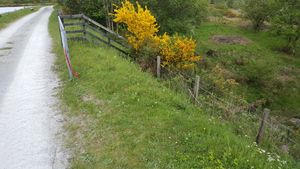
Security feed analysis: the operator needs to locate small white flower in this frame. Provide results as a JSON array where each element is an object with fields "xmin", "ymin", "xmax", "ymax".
[{"xmin": 267, "ymin": 156, "xmax": 275, "ymax": 162}]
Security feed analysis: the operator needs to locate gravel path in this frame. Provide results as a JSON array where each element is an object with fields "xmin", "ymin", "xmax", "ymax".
[{"xmin": 0, "ymin": 6, "xmax": 68, "ymax": 169}]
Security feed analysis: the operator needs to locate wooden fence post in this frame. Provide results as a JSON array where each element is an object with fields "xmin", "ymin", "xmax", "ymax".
[
  {"xmin": 107, "ymin": 32, "xmax": 111, "ymax": 46},
  {"xmin": 256, "ymin": 108, "xmax": 270, "ymax": 145},
  {"xmin": 157, "ymin": 56, "xmax": 161, "ymax": 78},
  {"xmin": 83, "ymin": 16, "xmax": 86, "ymax": 39},
  {"xmin": 193, "ymin": 75, "xmax": 200, "ymax": 101}
]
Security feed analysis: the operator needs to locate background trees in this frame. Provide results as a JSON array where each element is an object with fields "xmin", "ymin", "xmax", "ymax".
[
  {"xmin": 62, "ymin": 0, "xmax": 208, "ymax": 35},
  {"xmin": 60, "ymin": 0, "xmax": 299, "ymax": 55},
  {"xmin": 243, "ymin": 0, "xmax": 275, "ymax": 31},
  {"xmin": 271, "ymin": 0, "xmax": 300, "ymax": 55},
  {"xmin": 62, "ymin": 0, "xmax": 107, "ymax": 25},
  {"xmin": 243, "ymin": 0, "xmax": 299, "ymax": 54},
  {"xmin": 138, "ymin": 0, "xmax": 208, "ymax": 34}
]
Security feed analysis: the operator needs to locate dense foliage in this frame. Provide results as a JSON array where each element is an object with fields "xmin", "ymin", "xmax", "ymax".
[
  {"xmin": 62, "ymin": 0, "xmax": 107, "ymax": 25},
  {"xmin": 272, "ymin": 0, "xmax": 300, "ymax": 54},
  {"xmin": 137, "ymin": 0, "xmax": 208, "ymax": 34},
  {"xmin": 113, "ymin": 0, "xmax": 201, "ymax": 69},
  {"xmin": 61, "ymin": 0, "xmax": 207, "ymax": 34},
  {"xmin": 243, "ymin": 0, "xmax": 275, "ymax": 31}
]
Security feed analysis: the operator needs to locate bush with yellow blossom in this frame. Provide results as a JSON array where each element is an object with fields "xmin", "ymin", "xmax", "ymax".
[{"xmin": 113, "ymin": 0, "xmax": 201, "ymax": 69}]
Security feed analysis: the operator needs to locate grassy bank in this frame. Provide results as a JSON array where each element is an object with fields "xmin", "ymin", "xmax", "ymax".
[
  {"xmin": 0, "ymin": 7, "xmax": 39, "ymax": 30},
  {"xmin": 49, "ymin": 12, "xmax": 299, "ymax": 169},
  {"xmin": 194, "ymin": 21, "xmax": 300, "ymax": 118}
]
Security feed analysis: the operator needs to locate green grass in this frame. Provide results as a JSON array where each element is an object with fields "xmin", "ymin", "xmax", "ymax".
[
  {"xmin": 0, "ymin": 7, "xmax": 39, "ymax": 30},
  {"xmin": 49, "ymin": 11, "xmax": 299, "ymax": 169},
  {"xmin": 0, "ymin": 0, "xmax": 51, "ymax": 6},
  {"xmin": 194, "ymin": 22, "xmax": 300, "ymax": 117}
]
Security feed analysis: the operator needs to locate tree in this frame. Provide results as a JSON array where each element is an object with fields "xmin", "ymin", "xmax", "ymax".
[
  {"xmin": 272, "ymin": 0, "xmax": 300, "ymax": 55},
  {"xmin": 62, "ymin": 0, "xmax": 207, "ymax": 34},
  {"xmin": 226, "ymin": 0, "xmax": 235, "ymax": 8},
  {"xmin": 137, "ymin": 0, "xmax": 208, "ymax": 34},
  {"xmin": 62, "ymin": 0, "xmax": 122, "ymax": 30},
  {"xmin": 63, "ymin": 0, "xmax": 108, "ymax": 26},
  {"xmin": 244, "ymin": 0, "xmax": 275, "ymax": 31}
]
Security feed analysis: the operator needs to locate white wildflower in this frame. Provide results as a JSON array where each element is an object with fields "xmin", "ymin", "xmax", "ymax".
[{"xmin": 267, "ymin": 156, "xmax": 275, "ymax": 162}]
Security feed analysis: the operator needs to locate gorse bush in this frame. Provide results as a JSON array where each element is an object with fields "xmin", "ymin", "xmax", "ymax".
[
  {"xmin": 113, "ymin": 0, "xmax": 159, "ymax": 50},
  {"xmin": 159, "ymin": 34, "xmax": 201, "ymax": 69},
  {"xmin": 113, "ymin": 0, "xmax": 201, "ymax": 69}
]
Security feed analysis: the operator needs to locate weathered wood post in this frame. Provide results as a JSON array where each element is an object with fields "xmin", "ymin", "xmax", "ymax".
[
  {"xmin": 193, "ymin": 75, "xmax": 200, "ymax": 101},
  {"xmin": 107, "ymin": 32, "xmax": 111, "ymax": 46},
  {"xmin": 157, "ymin": 56, "xmax": 161, "ymax": 78},
  {"xmin": 82, "ymin": 15, "xmax": 86, "ymax": 40},
  {"xmin": 256, "ymin": 108, "xmax": 270, "ymax": 145}
]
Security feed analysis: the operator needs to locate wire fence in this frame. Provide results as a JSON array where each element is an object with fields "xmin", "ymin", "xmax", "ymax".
[
  {"xmin": 58, "ymin": 12, "xmax": 299, "ymax": 158},
  {"xmin": 160, "ymin": 64, "xmax": 300, "ymax": 149}
]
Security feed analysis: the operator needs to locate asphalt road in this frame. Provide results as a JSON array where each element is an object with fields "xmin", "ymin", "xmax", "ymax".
[{"xmin": 0, "ymin": 6, "xmax": 68, "ymax": 169}]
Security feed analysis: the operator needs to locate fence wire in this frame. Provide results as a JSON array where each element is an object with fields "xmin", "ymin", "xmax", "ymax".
[
  {"xmin": 60, "ymin": 12, "xmax": 300, "ymax": 152},
  {"xmin": 160, "ymin": 64, "xmax": 300, "ymax": 148}
]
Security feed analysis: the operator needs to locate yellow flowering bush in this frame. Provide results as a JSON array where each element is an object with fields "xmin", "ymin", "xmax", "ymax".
[
  {"xmin": 160, "ymin": 34, "xmax": 201, "ymax": 69},
  {"xmin": 113, "ymin": 0, "xmax": 201, "ymax": 69},
  {"xmin": 113, "ymin": 0, "xmax": 159, "ymax": 50}
]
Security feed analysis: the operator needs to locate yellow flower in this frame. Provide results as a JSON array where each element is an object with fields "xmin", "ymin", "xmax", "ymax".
[{"xmin": 113, "ymin": 0, "xmax": 201, "ymax": 69}]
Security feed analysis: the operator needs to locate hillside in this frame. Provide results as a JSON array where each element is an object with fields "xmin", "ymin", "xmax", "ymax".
[
  {"xmin": 194, "ymin": 7, "xmax": 300, "ymax": 118},
  {"xmin": 49, "ymin": 11, "xmax": 299, "ymax": 168}
]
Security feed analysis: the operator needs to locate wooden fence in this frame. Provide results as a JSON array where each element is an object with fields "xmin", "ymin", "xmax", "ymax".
[{"xmin": 59, "ymin": 14, "xmax": 128, "ymax": 54}]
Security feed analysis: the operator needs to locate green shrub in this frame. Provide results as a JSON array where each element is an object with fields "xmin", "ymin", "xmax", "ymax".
[
  {"xmin": 243, "ymin": 0, "xmax": 275, "ymax": 31},
  {"xmin": 138, "ymin": 0, "xmax": 208, "ymax": 34},
  {"xmin": 271, "ymin": 0, "xmax": 300, "ymax": 55}
]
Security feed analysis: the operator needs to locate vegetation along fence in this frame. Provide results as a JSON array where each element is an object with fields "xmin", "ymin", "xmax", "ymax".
[{"xmin": 57, "ymin": 13, "xmax": 299, "ymax": 158}]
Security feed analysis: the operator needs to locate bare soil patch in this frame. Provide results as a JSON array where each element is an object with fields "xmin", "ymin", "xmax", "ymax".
[{"xmin": 212, "ymin": 35, "xmax": 251, "ymax": 45}]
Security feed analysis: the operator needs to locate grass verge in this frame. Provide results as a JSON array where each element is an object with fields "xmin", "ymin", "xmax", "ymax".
[
  {"xmin": 49, "ymin": 11, "xmax": 299, "ymax": 169},
  {"xmin": 0, "ymin": 7, "xmax": 39, "ymax": 30}
]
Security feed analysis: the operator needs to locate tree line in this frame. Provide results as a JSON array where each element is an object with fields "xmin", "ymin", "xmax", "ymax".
[
  {"xmin": 59, "ymin": 0, "xmax": 299, "ymax": 55},
  {"xmin": 59, "ymin": 0, "xmax": 208, "ymax": 34},
  {"xmin": 244, "ymin": 0, "xmax": 299, "ymax": 54}
]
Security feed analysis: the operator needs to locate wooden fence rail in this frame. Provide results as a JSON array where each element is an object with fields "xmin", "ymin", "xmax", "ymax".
[{"xmin": 59, "ymin": 14, "xmax": 128, "ymax": 54}]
